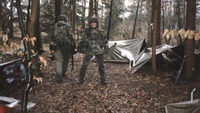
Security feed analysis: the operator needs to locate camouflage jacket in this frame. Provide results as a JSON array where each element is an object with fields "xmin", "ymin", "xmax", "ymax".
[{"xmin": 79, "ymin": 28, "xmax": 107, "ymax": 55}]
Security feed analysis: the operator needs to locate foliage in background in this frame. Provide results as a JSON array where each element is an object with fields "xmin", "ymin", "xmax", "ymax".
[{"xmin": 102, "ymin": 0, "xmax": 124, "ymax": 40}]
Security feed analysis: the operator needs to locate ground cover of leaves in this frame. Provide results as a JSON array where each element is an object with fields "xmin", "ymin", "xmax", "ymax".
[{"xmin": 13, "ymin": 53, "xmax": 200, "ymax": 113}]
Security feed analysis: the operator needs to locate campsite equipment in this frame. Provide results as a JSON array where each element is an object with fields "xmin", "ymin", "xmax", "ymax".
[
  {"xmin": 105, "ymin": 38, "xmax": 182, "ymax": 72},
  {"xmin": 0, "ymin": 96, "xmax": 35, "ymax": 113},
  {"xmin": 0, "ymin": 37, "xmax": 34, "ymax": 113},
  {"xmin": 0, "ymin": 53, "xmax": 25, "ymax": 94},
  {"xmin": 105, "ymin": 38, "xmax": 200, "ymax": 81},
  {"xmin": 165, "ymin": 88, "xmax": 200, "ymax": 113}
]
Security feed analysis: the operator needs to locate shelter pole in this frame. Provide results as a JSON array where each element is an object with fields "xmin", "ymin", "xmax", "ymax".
[
  {"xmin": 107, "ymin": 0, "xmax": 113, "ymax": 40},
  {"xmin": 132, "ymin": 0, "xmax": 140, "ymax": 39}
]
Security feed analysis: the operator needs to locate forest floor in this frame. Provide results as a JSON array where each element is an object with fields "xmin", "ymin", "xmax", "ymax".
[{"xmin": 10, "ymin": 53, "xmax": 200, "ymax": 113}]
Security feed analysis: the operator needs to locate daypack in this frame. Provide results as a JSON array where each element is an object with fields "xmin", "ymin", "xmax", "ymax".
[{"xmin": 54, "ymin": 21, "xmax": 71, "ymax": 47}]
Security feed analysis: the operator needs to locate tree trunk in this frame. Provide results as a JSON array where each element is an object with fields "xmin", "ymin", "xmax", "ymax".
[
  {"xmin": 161, "ymin": 1, "xmax": 165, "ymax": 33},
  {"xmin": 107, "ymin": 0, "xmax": 113, "ymax": 41},
  {"xmin": 82, "ymin": 0, "xmax": 86, "ymax": 31},
  {"xmin": 26, "ymin": 0, "xmax": 31, "ymax": 32},
  {"xmin": 16, "ymin": 0, "xmax": 26, "ymax": 38},
  {"xmin": 72, "ymin": 0, "xmax": 76, "ymax": 34},
  {"xmin": 28, "ymin": 0, "xmax": 41, "ymax": 52},
  {"xmin": 176, "ymin": 0, "xmax": 181, "ymax": 29},
  {"xmin": 9, "ymin": 0, "xmax": 14, "ymax": 38},
  {"xmin": 155, "ymin": 0, "xmax": 161, "ymax": 45},
  {"xmin": 132, "ymin": 0, "xmax": 140, "ymax": 39},
  {"xmin": 0, "ymin": 1, "xmax": 2, "ymax": 33},
  {"xmin": 152, "ymin": 0, "xmax": 161, "ymax": 74},
  {"xmin": 184, "ymin": 0, "xmax": 196, "ymax": 81},
  {"xmin": 183, "ymin": 0, "xmax": 186, "ymax": 28},
  {"xmin": 55, "ymin": 0, "xmax": 61, "ymax": 23},
  {"xmin": 88, "ymin": 0, "xmax": 94, "ymax": 19},
  {"xmin": 146, "ymin": 0, "xmax": 151, "ymax": 46},
  {"xmin": 2, "ymin": 0, "xmax": 7, "ymax": 34},
  {"xmin": 0, "ymin": 1, "xmax": 2, "ymax": 14},
  {"xmin": 99, "ymin": 1, "xmax": 104, "ymax": 28},
  {"xmin": 149, "ymin": 0, "xmax": 155, "ymax": 47},
  {"xmin": 94, "ymin": 0, "xmax": 98, "ymax": 17}
]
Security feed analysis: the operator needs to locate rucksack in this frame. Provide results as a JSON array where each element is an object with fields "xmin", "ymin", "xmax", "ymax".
[{"xmin": 54, "ymin": 21, "xmax": 70, "ymax": 47}]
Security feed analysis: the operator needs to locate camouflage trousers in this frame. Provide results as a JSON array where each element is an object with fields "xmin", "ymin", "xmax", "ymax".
[
  {"xmin": 55, "ymin": 49, "xmax": 70, "ymax": 80},
  {"xmin": 79, "ymin": 54, "xmax": 106, "ymax": 83}
]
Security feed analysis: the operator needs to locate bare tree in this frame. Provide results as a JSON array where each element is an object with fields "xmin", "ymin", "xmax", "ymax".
[
  {"xmin": 0, "ymin": 1, "xmax": 2, "ymax": 37},
  {"xmin": 72, "ymin": 0, "xmax": 76, "ymax": 34},
  {"xmin": 28, "ymin": 0, "xmax": 40, "ymax": 38},
  {"xmin": 132, "ymin": 0, "xmax": 140, "ymax": 39},
  {"xmin": 2, "ymin": 0, "xmax": 8, "ymax": 34},
  {"xmin": 16, "ymin": 0, "xmax": 26, "ymax": 38},
  {"xmin": 9, "ymin": 0, "xmax": 14, "ymax": 38},
  {"xmin": 94, "ymin": 0, "xmax": 98, "ymax": 17},
  {"xmin": 55, "ymin": 0, "xmax": 61, "ymax": 22},
  {"xmin": 152, "ymin": 0, "xmax": 161, "ymax": 73},
  {"xmin": 82, "ymin": 0, "xmax": 86, "ymax": 30},
  {"xmin": 184, "ymin": 0, "xmax": 196, "ymax": 80},
  {"xmin": 88, "ymin": 0, "xmax": 94, "ymax": 19}
]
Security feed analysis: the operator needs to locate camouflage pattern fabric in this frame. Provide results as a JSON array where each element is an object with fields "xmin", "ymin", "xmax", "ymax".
[
  {"xmin": 52, "ymin": 20, "xmax": 75, "ymax": 82},
  {"xmin": 78, "ymin": 17, "xmax": 107, "ymax": 84},
  {"xmin": 78, "ymin": 28, "xmax": 107, "ymax": 55},
  {"xmin": 79, "ymin": 54, "xmax": 105, "ymax": 83}
]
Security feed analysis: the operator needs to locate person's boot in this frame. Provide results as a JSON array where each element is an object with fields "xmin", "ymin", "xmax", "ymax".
[
  {"xmin": 101, "ymin": 80, "xmax": 107, "ymax": 86},
  {"xmin": 79, "ymin": 70, "xmax": 85, "ymax": 84},
  {"xmin": 100, "ymin": 76, "xmax": 107, "ymax": 86},
  {"xmin": 56, "ymin": 76, "xmax": 62, "ymax": 83},
  {"xmin": 79, "ymin": 77, "xmax": 84, "ymax": 84},
  {"xmin": 62, "ymin": 74, "xmax": 67, "ymax": 77}
]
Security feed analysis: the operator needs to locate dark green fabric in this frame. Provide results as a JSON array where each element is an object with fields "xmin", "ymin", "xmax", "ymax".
[
  {"xmin": 52, "ymin": 21, "xmax": 75, "ymax": 80},
  {"xmin": 79, "ymin": 17, "xmax": 107, "ymax": 83},
  {"xmin": 78, "ymin": 28, "xmax": 107, "ymax": 55},
  {"xmin": 79, "ymin": 54, "xmax": 105, "ymax": 83}
]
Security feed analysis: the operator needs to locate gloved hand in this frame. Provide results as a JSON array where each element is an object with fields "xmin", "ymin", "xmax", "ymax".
[
  {"xmin": 77, "ymin": 40, "xmax": 89, "ymax": 53},
  {"xmin": 99, "ymin": 40, "xmax": 108, "ymax": 48}
]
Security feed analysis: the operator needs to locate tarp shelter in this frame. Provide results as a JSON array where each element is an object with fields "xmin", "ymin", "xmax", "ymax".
[
  {"xmin": 165, "ymin": 89, "xmax": 200, "ymax": 113},
  {"xmin": 165, "ymin": 98, "xmax": 200, "ymax": 113},
  {"xmin": 105, "ymin": 38, "xmax": 178, "ymax": 72}
]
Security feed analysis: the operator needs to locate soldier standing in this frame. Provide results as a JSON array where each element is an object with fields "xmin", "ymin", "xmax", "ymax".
[
  {"xmin": 78, "ymin": 16, "xmax": 107, "ymax": 85},
  {"xmin": 50, "ymin": 15, "xmax": 76, "ymax": 83}
]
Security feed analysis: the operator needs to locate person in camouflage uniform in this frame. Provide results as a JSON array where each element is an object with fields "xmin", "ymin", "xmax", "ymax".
[
  {"xmin": 50, "ymin": 15, "xmax": 76, "ymax": 83},
  {"xmin": 78, "ymin": 16, "xmax": 108, "ymax": 85}
]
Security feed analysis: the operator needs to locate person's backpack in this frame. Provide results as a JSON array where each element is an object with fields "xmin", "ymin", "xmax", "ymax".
[{"xmin": 54, "ymin": 21, "xmax": 71, "ymax": 47}]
